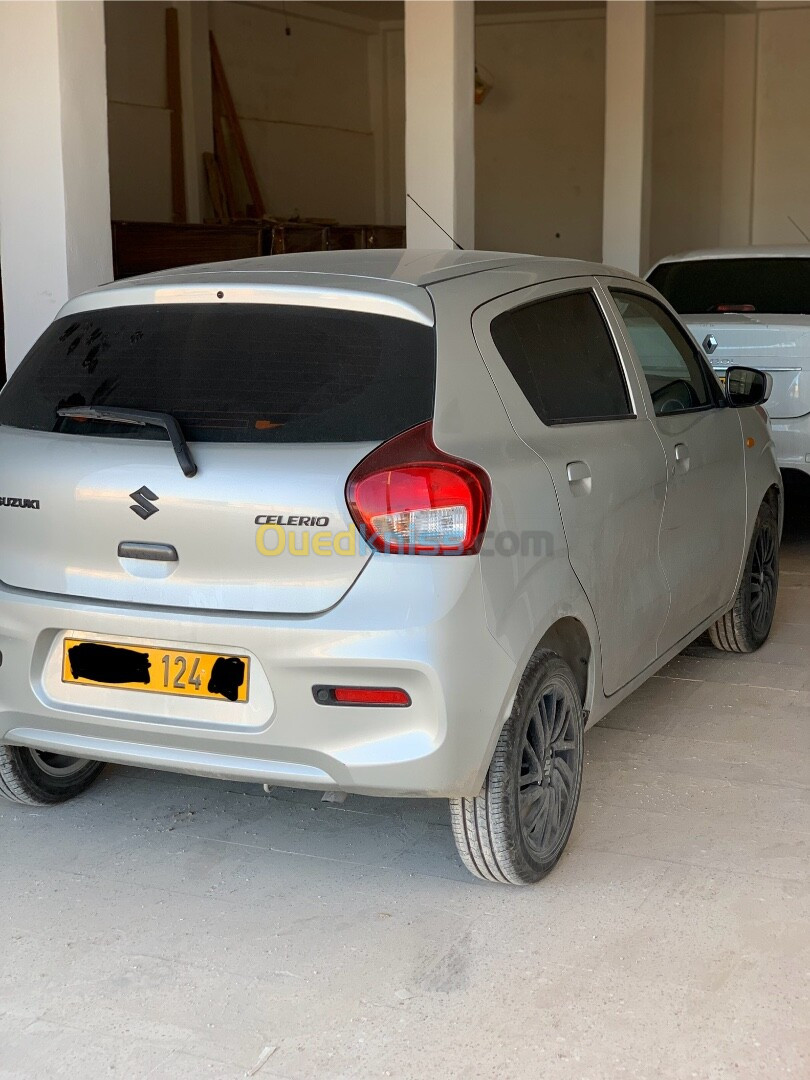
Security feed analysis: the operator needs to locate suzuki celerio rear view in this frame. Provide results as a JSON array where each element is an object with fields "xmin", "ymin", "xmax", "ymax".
[{"xmin": 0, "ymin": 250, "xmax": 781, "ymax": 884}]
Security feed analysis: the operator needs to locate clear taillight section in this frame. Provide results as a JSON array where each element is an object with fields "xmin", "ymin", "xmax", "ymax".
[
  {"xmin": 345, "ymin": 422, "xmax": 491, "ymax": 555},
  {"xmin": 371, "ymin": 503, "xmax": 468, "ymax": 550}
]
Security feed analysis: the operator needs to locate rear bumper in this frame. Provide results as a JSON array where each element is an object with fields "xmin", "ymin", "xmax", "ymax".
[
  {"xmin": 0, "ymin": 557, "xmax": 517, "ymax": 798},
  {"xmin": 770, "ymin": 412, "xmax": 810, "ymax": 476}
]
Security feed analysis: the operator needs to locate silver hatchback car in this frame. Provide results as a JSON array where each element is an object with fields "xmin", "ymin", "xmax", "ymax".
[{"xmin": 0, "ymin": 250, "xmax": 781, "ymax": 885}]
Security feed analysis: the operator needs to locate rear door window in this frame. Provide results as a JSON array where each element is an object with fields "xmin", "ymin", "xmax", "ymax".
[
  {"xmin": 647, "ymin": 257, "xmax": 810, "ymax": 315},
  {"xmin": 489, "ymin": 290, "xmax": 633, "ymax": 425},
  {"xmin": 0, "ymin": 304, "xmax": 436, "ymax": 444}
]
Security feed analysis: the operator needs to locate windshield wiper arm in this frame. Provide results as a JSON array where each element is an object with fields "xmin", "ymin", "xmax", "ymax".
[{"xmin": 56, "ymin": 406, "xmax": 198, "ymax": 478}]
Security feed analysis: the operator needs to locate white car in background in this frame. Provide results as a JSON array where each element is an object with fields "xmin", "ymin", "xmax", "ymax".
[{"xmin": 647, "ymin": 247, "xmax": 810, "ymax": 483}]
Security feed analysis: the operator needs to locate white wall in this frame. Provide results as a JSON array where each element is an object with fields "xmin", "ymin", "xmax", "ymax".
[
  {"xmin": 381, "ymin": 11, "xmax": 606, "ymax": 259},
  {"xmin": 404, "ymin": 0, "xmax": 475, "ymax": 249},
  {"xmin": 475, "ymin": 12, "xmax": 606, "ymax": 260},
  {"xmin": 380, "ymin": 26, "xmax": 406, "ymax": 226},
  {"xmin": 209, "ymin": 2, "xmax": 376, "ymax": 222},
  {"xmin": 105, "ymin": 0, "xmax": 173, "ymax": 221},
  {"xmin": 105, "ymin": 0, "xmax": 378, "ymax": 224},
  {"xmin": 382, "ymin": 3, "xmax": 810, "ymax": 264},
  {"xmin": 649, "ymin": 11, "xmax": 725, "ymax": 264},
  {"xmin": 752, "ymin": 6, "xmax": 810, "ymax": 244},
  {"xmin": 651, "ymin": 3, "xmax": 810, "ymax": 258},
  {"xmin": 650, "ymin": 4, "xmax": 810, "ymax": 262},
  {"xmin": 720, "ymin": 12, "xmax": 756, "ymax": 248},
  {"xmin": 0, "ymin": 0, "xmax": 112, "ymax": 374}
]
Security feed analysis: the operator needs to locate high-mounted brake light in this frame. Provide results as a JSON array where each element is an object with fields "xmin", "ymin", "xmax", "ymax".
[{"xmin": 345, "ymin": 421, "xmax": 491, "ymax": 555}]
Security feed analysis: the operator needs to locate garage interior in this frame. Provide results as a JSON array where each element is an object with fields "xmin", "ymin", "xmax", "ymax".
[
  {"xmin": 105, "ymin": 0, "xmax": 810, "ymax": 259},
  {"xmin": 0, "ymin": 1, "xmax": 809, "ymax": 1078},
  {"xmin": 6, "ymin": 0, "xmax": 810, "ymax": 375}
]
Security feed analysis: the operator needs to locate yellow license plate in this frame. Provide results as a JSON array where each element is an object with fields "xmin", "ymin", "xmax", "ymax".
[{"xmin": 62, "ymin": 639, "xmax": 249, "ymax": 703}]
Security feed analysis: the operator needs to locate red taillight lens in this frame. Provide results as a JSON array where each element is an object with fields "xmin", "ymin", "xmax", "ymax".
[
  {"xmin": 313, "ymin": 686, "xmax": 412, "ymax": 706},
  {"xmin": 345, "ymin": 422, "xmax": 491, "ymax": 555}
]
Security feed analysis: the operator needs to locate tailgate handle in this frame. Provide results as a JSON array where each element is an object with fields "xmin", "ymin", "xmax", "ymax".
[{"xmin": 118, "ymin": 542, "xmax": 178, "ymax": 562}]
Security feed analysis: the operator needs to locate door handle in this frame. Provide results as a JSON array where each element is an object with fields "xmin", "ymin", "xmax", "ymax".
[
  {"xmin": 566, "ymin": 460, "xmax": 592, "ymax": 495},
  {"xmin": 567, "ymin": 461, "xmax": 591, "ymax": 482},
  {"xmin": 674, "ymin": 443, "xmax": 690, "ymax": 474}
]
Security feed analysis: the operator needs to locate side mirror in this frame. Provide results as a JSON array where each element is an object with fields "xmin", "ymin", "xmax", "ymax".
[{"xmin": 725, "ymin": 365, "xmax": 772, "ymax": 408}]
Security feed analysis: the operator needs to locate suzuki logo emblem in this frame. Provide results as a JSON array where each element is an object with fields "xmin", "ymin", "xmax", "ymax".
[{"xmin": 129, "ymin": 486, "xmax": 159, "ymax": 520}]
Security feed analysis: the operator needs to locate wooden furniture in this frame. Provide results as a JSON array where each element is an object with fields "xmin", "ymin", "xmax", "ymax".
[
  {"xmin": 112, "ymin": 220, "xmax": 406, "ymax": 280},
  {"xmin": 112, "ymin": 221, "xmax": 265, "ymax": 279}
]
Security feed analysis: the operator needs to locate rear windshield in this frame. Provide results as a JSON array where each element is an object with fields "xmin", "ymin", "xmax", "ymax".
[
  {"xmin": 0, "ymin": 303, "xmax": 436, "ymax": 443},
  {"xmin": 648, "ymin": 257, "xmax": 810, "ymax": 316}
]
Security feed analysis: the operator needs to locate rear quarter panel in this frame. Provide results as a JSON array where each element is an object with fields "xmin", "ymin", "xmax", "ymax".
[{"xmin": 427, "ymin": 273, "xmax": 604, "ymax": 730}]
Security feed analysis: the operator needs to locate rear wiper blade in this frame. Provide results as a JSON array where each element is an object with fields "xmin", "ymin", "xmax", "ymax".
[{"xmin": 56, "ymin": 406, "xmax": 198, "ymax": 478}]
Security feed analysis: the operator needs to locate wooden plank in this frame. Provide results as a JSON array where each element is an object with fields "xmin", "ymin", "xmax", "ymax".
[
  {"xmin": 212, "ymin": 82, "xmax": 236, "ymax": 220},
  {"xmin": 165, "ymin": 7, "xmax": 186, "ymax": 223},
  {"xmin": 203, "ymin": 152, "xmax": 227, "ymax": 224},
  {"xmin": 209, "ymin": 31, "xmax": 265, "ymax": 218}
]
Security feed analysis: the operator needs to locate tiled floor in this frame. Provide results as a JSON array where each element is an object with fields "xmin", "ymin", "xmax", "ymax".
[{"xmin": 1, "ymin": 499, "xmax": 808, "ymax": 1079}]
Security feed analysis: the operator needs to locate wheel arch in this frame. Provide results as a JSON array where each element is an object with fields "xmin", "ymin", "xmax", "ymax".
[
  {"xmin": 763, "ymin": 481, "xmax": 781, "ymax": 533},
  {"xmin": 471, "ymin": 609, "xmax": 599, "ymax": 796},
  {"xmin": 534, "ymin": 616, "xmax": 592, "ymax": 708}
]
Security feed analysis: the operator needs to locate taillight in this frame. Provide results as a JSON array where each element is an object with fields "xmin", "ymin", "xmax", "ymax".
[{"xmin": 345, "ymin": 421, "xmax": 491, "ymax": 555}]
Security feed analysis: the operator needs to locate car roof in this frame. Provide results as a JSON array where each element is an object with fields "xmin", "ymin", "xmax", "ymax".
[
  {"xmin": 100, "ymin": 248, "xmax": 630, "ymax": 288},
  {"xmin": 651, "ymin": 244, "xmax": 810, "ymax": 267},
  {"xmin": 60, "ymin": 249, "xmax": 638, "ymax": 323}
]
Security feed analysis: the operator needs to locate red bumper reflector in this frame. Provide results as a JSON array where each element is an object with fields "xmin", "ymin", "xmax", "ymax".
[{"xmin": 313, "ymin": 685, "xmax": 411, "ymax": 707}]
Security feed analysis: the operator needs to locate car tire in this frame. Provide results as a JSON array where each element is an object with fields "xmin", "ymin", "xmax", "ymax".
[
  {"xmin": 450, "ymin": 649, "xmax": 585, "ymax": 885},
  {"xmin": 0, "ymin": 745, "xmax": 104, "ymax": 805},
  {"xmin": 708, "ymin": 498, "xmax": 779, "ymax": 654}
]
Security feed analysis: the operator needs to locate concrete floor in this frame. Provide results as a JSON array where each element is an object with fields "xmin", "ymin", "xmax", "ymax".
[{"xmin": 1, "ymin": 506, "xmax": 809, "ymax": 1080}]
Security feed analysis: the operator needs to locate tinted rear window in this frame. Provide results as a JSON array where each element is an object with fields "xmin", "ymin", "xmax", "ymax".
[
  {"xmin": 648, "ymin": 257, "xmax": 810, "ymax": 315},
  {"xmin": 0, "ymin": 304, "xmax": 436, "ymax": 443},
  {"xmin": 490, "ymin": 291, "xmax": 633, "ymax": 425}
]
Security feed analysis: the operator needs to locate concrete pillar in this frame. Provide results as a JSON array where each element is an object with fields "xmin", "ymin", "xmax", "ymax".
[
  {"xmin": 368, "ymin": 30, "xmax": 390, "ymax": 226},
  {"xmin": 172, "ymin": 1, "xmax": 214, "ymax": 224},
  {"xmin": 720, "ymin": 13, "xmax": 756, "ymax": 247},
  {"xmin": 602, "ymin": 0, "xmax": 654, "ymax": 275},
  {"xmin": 404, "ymin": 0, "xmax": 475, "ymax": 249},
  {"xmin": 0, "ymin": 1, "xmax": 113, "ymax": 377}
]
